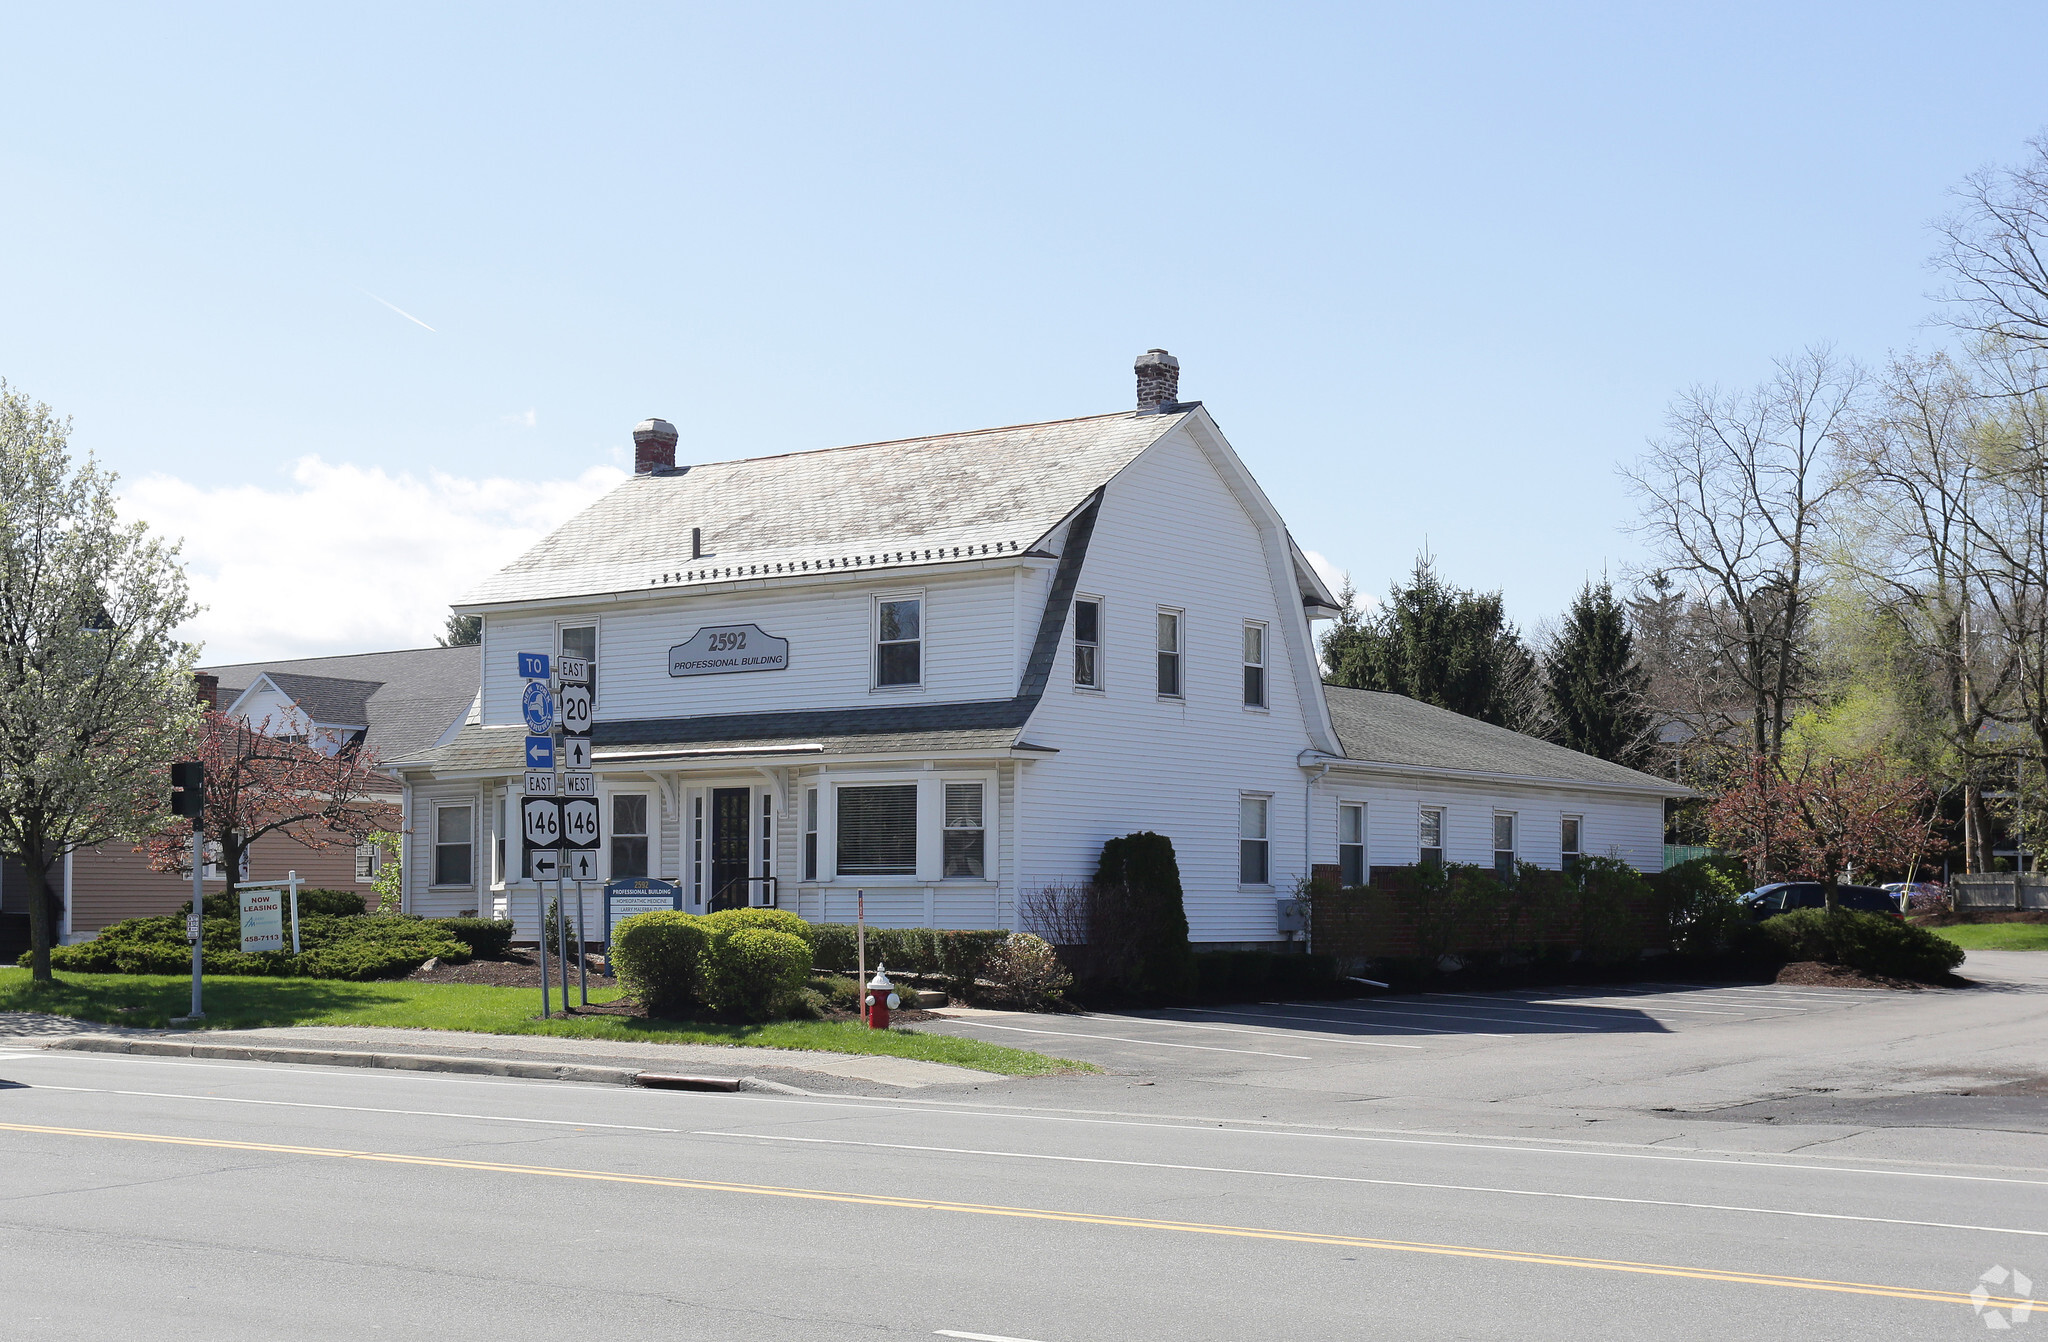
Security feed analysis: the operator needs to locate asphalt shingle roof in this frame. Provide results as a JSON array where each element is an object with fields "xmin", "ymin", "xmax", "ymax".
[
  {"xmin": 1323, "ymin": 684, "xmax": 1686, "ymax": 794},
  {"xmin": 458, "ymin": 410, "xmax": 1184, "ymax": 607},
  {"xmin": 205, "ymin": 646, "xmax": 480, "ymax": 766}
]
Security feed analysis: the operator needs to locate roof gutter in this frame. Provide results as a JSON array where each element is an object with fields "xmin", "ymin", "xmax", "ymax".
[{"xmin": 1295, "ymin": 749, "xmax": 1697, "ymax": 799}]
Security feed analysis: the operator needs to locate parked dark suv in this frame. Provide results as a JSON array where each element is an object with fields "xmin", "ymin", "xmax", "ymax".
[{"xmin": 1739, "ymin": 882, "xmax": 1904, "ymax": 920}]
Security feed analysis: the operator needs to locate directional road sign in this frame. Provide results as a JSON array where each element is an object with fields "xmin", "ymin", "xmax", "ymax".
[
  {"xmin": 521, "ymin": 682, "xmax": 556, "ymax": 733},
  {"xmin": 518, "ymin": 652, "xmax": 550, "ymax": 680},
  {"xmin": 556, "ymin": 656, "xmax": 590, "ymax": 685},
  {"xmin": 521, "ymin": 796, "xmax": 564, "ymax": 848},
  {"xmin": 524, "ymin": 771, "xmax": 557, "ymax": 796},
  {"xmin": 561, "ymin": 736, "xmax": 592, "ymax": 770},
  {"xmin": 559, "ymin": 684, "xmax": 592, "ymax": 736},
  {"xmin": 529, "ymin": 850, "xmax": 562, "ymax": 881},
  {"xmin": 563, "ymin": 771, "xmax": 595, "ymax": 797},
  {"xmin": 566, "ymin": 850, "xmax": 600, "ymax": 881},
  {"xmin": 561, "ymin": 797, "xmax": 601, "ymax": 850},
  {"xmin": 524, "ymin": 735, "xmax": 555, "ymax": 769}
]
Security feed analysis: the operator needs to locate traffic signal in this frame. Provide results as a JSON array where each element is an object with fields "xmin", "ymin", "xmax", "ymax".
[{"xmin": 170, "ymin": 762, "xmax": 203, "ymax": 822}]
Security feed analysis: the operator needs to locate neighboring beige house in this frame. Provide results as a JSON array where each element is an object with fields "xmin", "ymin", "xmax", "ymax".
[{"xmin": 25, "ymin": 645, "xmax": 480, "ymax": 941}]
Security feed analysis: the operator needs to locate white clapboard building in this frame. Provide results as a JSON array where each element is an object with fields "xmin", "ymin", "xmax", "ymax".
[{"xmin": 388, "ymin": 352, "xmax": 1683, "ymax": 944}]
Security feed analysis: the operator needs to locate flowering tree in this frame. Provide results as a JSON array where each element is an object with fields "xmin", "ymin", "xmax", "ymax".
[
  {"xmin": 1707, "ymin": 750, "xmax": 1945, "ymax": 911},
  {"xmin": 143, "ymin": 710, "xmax": 393, "ymax": 900},
  {"xmin": 0, "ymin": 383, "xmax": 205, "ymax": 984}
]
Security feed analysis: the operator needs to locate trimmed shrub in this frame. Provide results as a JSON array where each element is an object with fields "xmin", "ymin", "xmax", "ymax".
[
  {"xmin": 1193, "ymin": 950, "xmax": 1339, "ymax": 1000},
  {"xmin": 1650, "ymin": 858, "xmax": 1747, "ymax": 957},
  {"xmin": 1568, "ymin": 855, "xmax": 1651, "ymax": 961},
  {"xmin": 810, "ymin": 923, "xmax": 859, "ymax": 973},
  {"xmin": 609, "ymin": 911, "xmax": 710, "ymax": 1017},
  {"xmin": 701, "ymin": 907, "xmax": 817, "ymax": 948},
  {"xmin": 699, "ymin": 927, "xmax": 813, "ymax": 1020},
  {"xmin": 984, "ymin": 932, "xmax": 1071, "ymax": 1009},
  {"xmin": 1269, "ymin": 952, "xmax": 1339, "ymax": 996},
  {"xmin": 432, "ymin": 917, "xmax": 516, "ymax": 959},
  {"xmin": 1095, "ymin": 831, "xmax": 1195, "ymax": 998},
  {"xmin": 805, "ymin": 925, "xmax": 1005, "ymax": 991},
  {"xmin": 34, "ymin": 911, "xmax": 465, "ymax": 980},
  {"xmin": 180, "ymin": 888, "xmax": 367, "ymax": 920},
  {"xmin": 1758, "ymin": 908, "xmax": 1965, "ymax": 982}
]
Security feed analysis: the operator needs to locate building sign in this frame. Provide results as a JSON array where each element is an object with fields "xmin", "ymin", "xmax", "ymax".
[
  {"xmin": 604, "ymin": 879, "xmax": 682, "ymax": 940},
  {"xmin": 239, "ymin": 888, "xmax": 284, "ymax": 954},
  {"xmin": 669, "ymin": 624, "xmax": 789, "ymax": 677}
]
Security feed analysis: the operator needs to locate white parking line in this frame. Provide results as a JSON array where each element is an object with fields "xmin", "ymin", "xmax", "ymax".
[
  {"xmin": 1242, "ymin": 1001, "xmax": 1616, "ymax": 1032},
  {"xmin": 936, "ymin": 1332, "xmax": 1049, "ymax": 1342},
  {"xmin": 696, "ymin": 1130, "xmax": 2048, "ymax": 1239},
  {"xmin": 938, "ymin": 1019, "xmax": 1322, "ymax": 1058},
  {"xmin": 1421, "ymin": 992, "xmax": 1754, "ymax": 1018},
  {"xmin": 1178, "ymin": 1005, "xmax": 1500, "ymax": 1038},
  {"xmin": 1073, "ymin": 1014, "xmax": 1380, "ymax": 1045},
  {"xmin": 1636, "ymin": 982, "xmax": 1872, "ymax": 1002},
  {"xmin": 1527, "ymin": 986, "xmax": 1809, "ymax": 1012}
]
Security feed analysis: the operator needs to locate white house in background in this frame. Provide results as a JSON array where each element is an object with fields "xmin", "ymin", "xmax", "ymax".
[{"xmin": 387, "ymin": 351, "xmax": 1685, "ymax": 945}]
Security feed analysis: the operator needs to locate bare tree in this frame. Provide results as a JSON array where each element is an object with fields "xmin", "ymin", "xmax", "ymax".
[
  {"xmin": 1623, "ymin": 347, "xmax": 1865, "ymax": 767},
  {"xmin": 1837, "ymin": 351, "xmax": 2012, "ymax": 870},
  {"xmin": 1933, "ymin": 135, "xmax": 2048, "ymax": 388}
]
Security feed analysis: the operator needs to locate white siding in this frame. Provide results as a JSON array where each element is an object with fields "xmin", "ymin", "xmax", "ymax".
[
  {"xmin": 1018, "ymin": 428, "xmax": 1319, "ymax": 944},
  {"xmin": 1306, "ymin": 773, "xmax": 1665, "ymax": 877}
]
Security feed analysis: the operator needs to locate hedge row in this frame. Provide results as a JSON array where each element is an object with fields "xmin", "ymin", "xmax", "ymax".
[
  {"xmin": 1757, "ymin": 908, "xmax": 1964, "ymax": 982},
  {"xmin": 807, "ymin": 925, "xmax": 1008, "ymax": 994},
  {"xmin": 32, "ymin": 913, "xmax": 473, "ymax": 981},
  {"xmin": 608, "ymin": 907, "xmax": 814, "ymax": 1020},
  {"xmin": 1192, "ymin": 950, "xmax": 1340, "ymax": 999}
]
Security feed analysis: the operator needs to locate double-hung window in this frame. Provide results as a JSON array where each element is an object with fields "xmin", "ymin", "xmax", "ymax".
[
  {"xmin": 434, "ymin": 804, "xmax": 474, "ymax": 887},
  {"xmin": 611, "ymin": 794, "xmax": 649, "ymax": 879},
  {"xmin": 803, "ymin": 788, "xmax": 819, "ymax": 881},
  {"xmin": 944, "ymin": 782, "xmax": 986, "ymax": 878},
  {"xmin": 355, "ymin": 841, "xmax": 380, "ymax": 883},
  {"xmin": 1338, "ymin": 802, "xmax": 1366, "ymax": 887},
  {"xmin": 1243, "ymin": 622, "xmax": 1267, "ymax": 708},
  {"xmin": 1073, "ymin": 598, "xmax": 1102, "ymax": 689},
  {"xmin": 1157, "ymin": 609, "xmax": 1183, "ymax": 698},
  {"xmin": 1561, "ymin": 815, "xmax": 1583, "ymax": 871},
  {"xmin": 876, "ymin": 597, "xmax": 922, "ymax": 688},
  {"xmin": 1239, "ymin": 795, "xmax": 1270, "ymax": 885},
  {"xmin": 837, "ymin": 784, "xmax": 917, "ymax": 875},
  {"xmin": 1493, "ymin": 813, "xmax": 1516, "ymax": 883},
  {"xmin": 1419, "ymin": 807, "xmax": 1445, "ymax": 867}
]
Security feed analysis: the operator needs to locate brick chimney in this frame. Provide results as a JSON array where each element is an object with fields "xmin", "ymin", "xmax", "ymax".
[
  {"xmin": 1135, "ymin": 349, "xmax": 1180, "ymax": 411},
  {"xmin": 633, "ymin": 418, "xmax": 678, "ymax": 474},
  {"xmin": 193, "ymin": 672, "xmax": 219, "ymax": 709}
]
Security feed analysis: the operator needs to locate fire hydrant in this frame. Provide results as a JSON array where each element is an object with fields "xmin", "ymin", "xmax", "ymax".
[{"xmin": 865, "ymin": 964, "xmax": 899, "ymax": 1030}]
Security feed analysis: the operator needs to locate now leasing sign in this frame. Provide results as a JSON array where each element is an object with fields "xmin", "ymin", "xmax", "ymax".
[
  {"xmin": 669, "ymin": 624, "xmax": 789, "ymax": 677},
  {"xmin": 239, "ymin": 888, "xmax": 284, "ymax": 953}
]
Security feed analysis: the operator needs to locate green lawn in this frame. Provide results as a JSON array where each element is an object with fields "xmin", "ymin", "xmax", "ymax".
[
  {"xmin": 0, "ymin": 968, "xmax": 1085, "ymax": 1076},
  {"xmin": 1924, "ymin": 923, "xmax": 2048, "ymax": 952}
]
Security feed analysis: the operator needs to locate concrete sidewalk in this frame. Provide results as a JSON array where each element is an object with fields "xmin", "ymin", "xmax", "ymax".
[{"xmin": 0, "ymin": 1014, "xmax": 992, "ymax": 1095}]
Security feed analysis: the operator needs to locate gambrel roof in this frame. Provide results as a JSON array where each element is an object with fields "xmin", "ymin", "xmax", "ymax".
[{"xmin": 458, "ymin": 410, "xmax": 1190, "ymax": 607}]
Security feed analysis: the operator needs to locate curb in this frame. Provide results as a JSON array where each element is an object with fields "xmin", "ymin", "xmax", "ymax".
[{"xmin": 40, "ymin": 1036, "xmax": 747, "ymax": 1091}]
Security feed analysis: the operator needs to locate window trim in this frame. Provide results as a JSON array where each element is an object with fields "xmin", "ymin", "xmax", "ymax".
[
  {"xmin": 1072, "ymin": 595, "xmax": 1103, "ymax": 691},
  {"xmin": 803, "ymin": 787, "xmax": 819, "ymax": 882},
  {"xmin": 1561, "ymin": 814, "xmax": 1584, "ymax": 870},
  {"xmin": 355, "ymin": 840, "xmax": 380, "ymax": 884},
  {"xmin": 1156, "ymin": 606, "xmax": 1185, "ymax": 700},
  {"xmin": 431, "ymin": 801, "xmax": 476, "ymax": 890},
  {"xmin": 1242, "ymin": 620, "xmax": 1268, "ymax": 710},
  {"xmin": 1418, "ymin": 805, "xmax": 1446, "ymax": 867},
  {"xmin": 1493, "ymin": 811, "xmax": 1517, "ymax": 883},
  {"xmin": 1239, "ymin": 791, "xmax": 1273, "ymax": 888},
  {"xmin": 1337, "ymin": 800, "xmax": 1366, "ymax": 888},
  {"xmin": 872, "ymin": 590, "xmax": 926, "ymax": 692},
  {"xmin": 608, "ymin": 790, "xmax": 651, "ymax": 882},
  {"xmin": 834, "ymin": 780, "xmax": 921, "ymax": 877}
]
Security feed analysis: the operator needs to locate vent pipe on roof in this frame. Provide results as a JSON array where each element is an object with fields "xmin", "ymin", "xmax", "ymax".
[
  {"xmin": 691, "ymin": 527, "xmax": 703, "ymax": 560},
  {"xmin": 633, "ymin": 418, "xmax": 678, "ymax": 474},
  {"xmin": 1135, "ymin": 349, "xmax": 1180, "ymax": 411}
]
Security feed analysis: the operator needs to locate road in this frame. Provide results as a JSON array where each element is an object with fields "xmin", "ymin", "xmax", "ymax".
[{"xmin": 3, "ymin": 1027, "xmax": 2043, "ymax": 1340}]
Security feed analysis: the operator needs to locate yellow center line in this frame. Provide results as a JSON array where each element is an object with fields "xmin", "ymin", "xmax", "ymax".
[{"xmin": 1, "ymin": 1121, "xmax": 2024, "ymax": 1310}]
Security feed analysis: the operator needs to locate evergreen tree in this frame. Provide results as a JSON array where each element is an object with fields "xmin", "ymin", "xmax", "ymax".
[
  {"xmin": 1543, "ymin": 579, "xmax": 1654, "ymax": 765},
  {"xmin": 438, "ymin": 614, "xmax": 482, "ymax": 647},
  {"xmin": 1321, "ymin": 554, "xmax": 1538, "ymax": 729}
]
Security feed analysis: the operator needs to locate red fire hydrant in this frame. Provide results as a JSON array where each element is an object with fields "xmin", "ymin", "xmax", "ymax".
[{"xmin": 865, "ymin": 964, "xmax": 899, "ymax": 1030}]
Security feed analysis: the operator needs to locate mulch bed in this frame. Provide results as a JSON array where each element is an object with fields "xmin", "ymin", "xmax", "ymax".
[
  {"xmin": 1775, "ymin": 960, "xmax": 1933, "ymax": 991},
  {"xmin": 408, "ymin": 951, "xmax": 616, "ymax": 990}
]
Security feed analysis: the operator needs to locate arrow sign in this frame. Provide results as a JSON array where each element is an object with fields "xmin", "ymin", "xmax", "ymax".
[
  {"xmin": 524, "ymin": 735, "xmax": 555, "ymax": 770},
  {"xmin": 529, "ymin": 850, "xmax": 562, "ymax": 881},
  {"xmin": 521, "ymin": 796, "xmax": 564, "ymax": 848},
  {"xmin": 521, "ymin": 682, "xmax": 556, "ymax": 734},
  {"xmin": 567, "ymin": 850, "xmax": 600, "ymax": 881},
  {"xmin": 561, "ymin": 736, "xmax": 592, "ymax": 770}
]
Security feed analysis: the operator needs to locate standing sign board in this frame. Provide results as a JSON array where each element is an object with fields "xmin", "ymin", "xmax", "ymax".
[
  {"xmin": 604, "ymin": 879, "xmax": 681, "ymax": 941},
  {"xmin": 239, "ymin": 888, "xmax": 284, "ymax": 953},
  {"xmin": 561, "ymin": 797, "xmax": 600, "ymax": 850}
]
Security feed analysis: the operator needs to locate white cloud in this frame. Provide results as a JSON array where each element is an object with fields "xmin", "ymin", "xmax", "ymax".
[
  {"xmin": 121, "ymin": 456, "xmax": 628, "ymax": 664},
  {"xmin": 1302, "ymin": 548, "xmax": 1351, "ymax": 603},
  {"xmin": 501, "ymin": 408, "xmax": 538, "ymax": 428}
]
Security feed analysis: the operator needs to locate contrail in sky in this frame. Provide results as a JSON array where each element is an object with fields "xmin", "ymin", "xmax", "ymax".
[{"xmin": 359, "ymin": 288, "xmax": 436, "ymax": 331}]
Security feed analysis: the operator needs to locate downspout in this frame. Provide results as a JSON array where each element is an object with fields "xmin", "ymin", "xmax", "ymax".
[{"xmin": 1304, "ymin": 761, "xmax": 1330, "ymax": 950}]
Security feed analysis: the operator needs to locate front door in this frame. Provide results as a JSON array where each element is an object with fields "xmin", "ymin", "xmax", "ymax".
[{"xmin": 710, "ymin": 787, "xmax": 751, "ymax": 911}]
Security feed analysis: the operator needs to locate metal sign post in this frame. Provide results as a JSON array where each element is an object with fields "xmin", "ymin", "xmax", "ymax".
[
  {"xmin": 169, "ymin": 761, "xmax": 205, "ymax": 1025},
  {"xmin": 573, "ymin": 879, "xmax": 588, "ymax": 1005},
  {"xmin": 519, "ymin": 651, "xmax": 556, "ymax": 1019}
]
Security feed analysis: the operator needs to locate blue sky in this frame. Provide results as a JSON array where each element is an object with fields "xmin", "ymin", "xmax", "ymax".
[{"xmin": 3, "ymin": 3, "xmax": 2046, "ymax": 659}]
